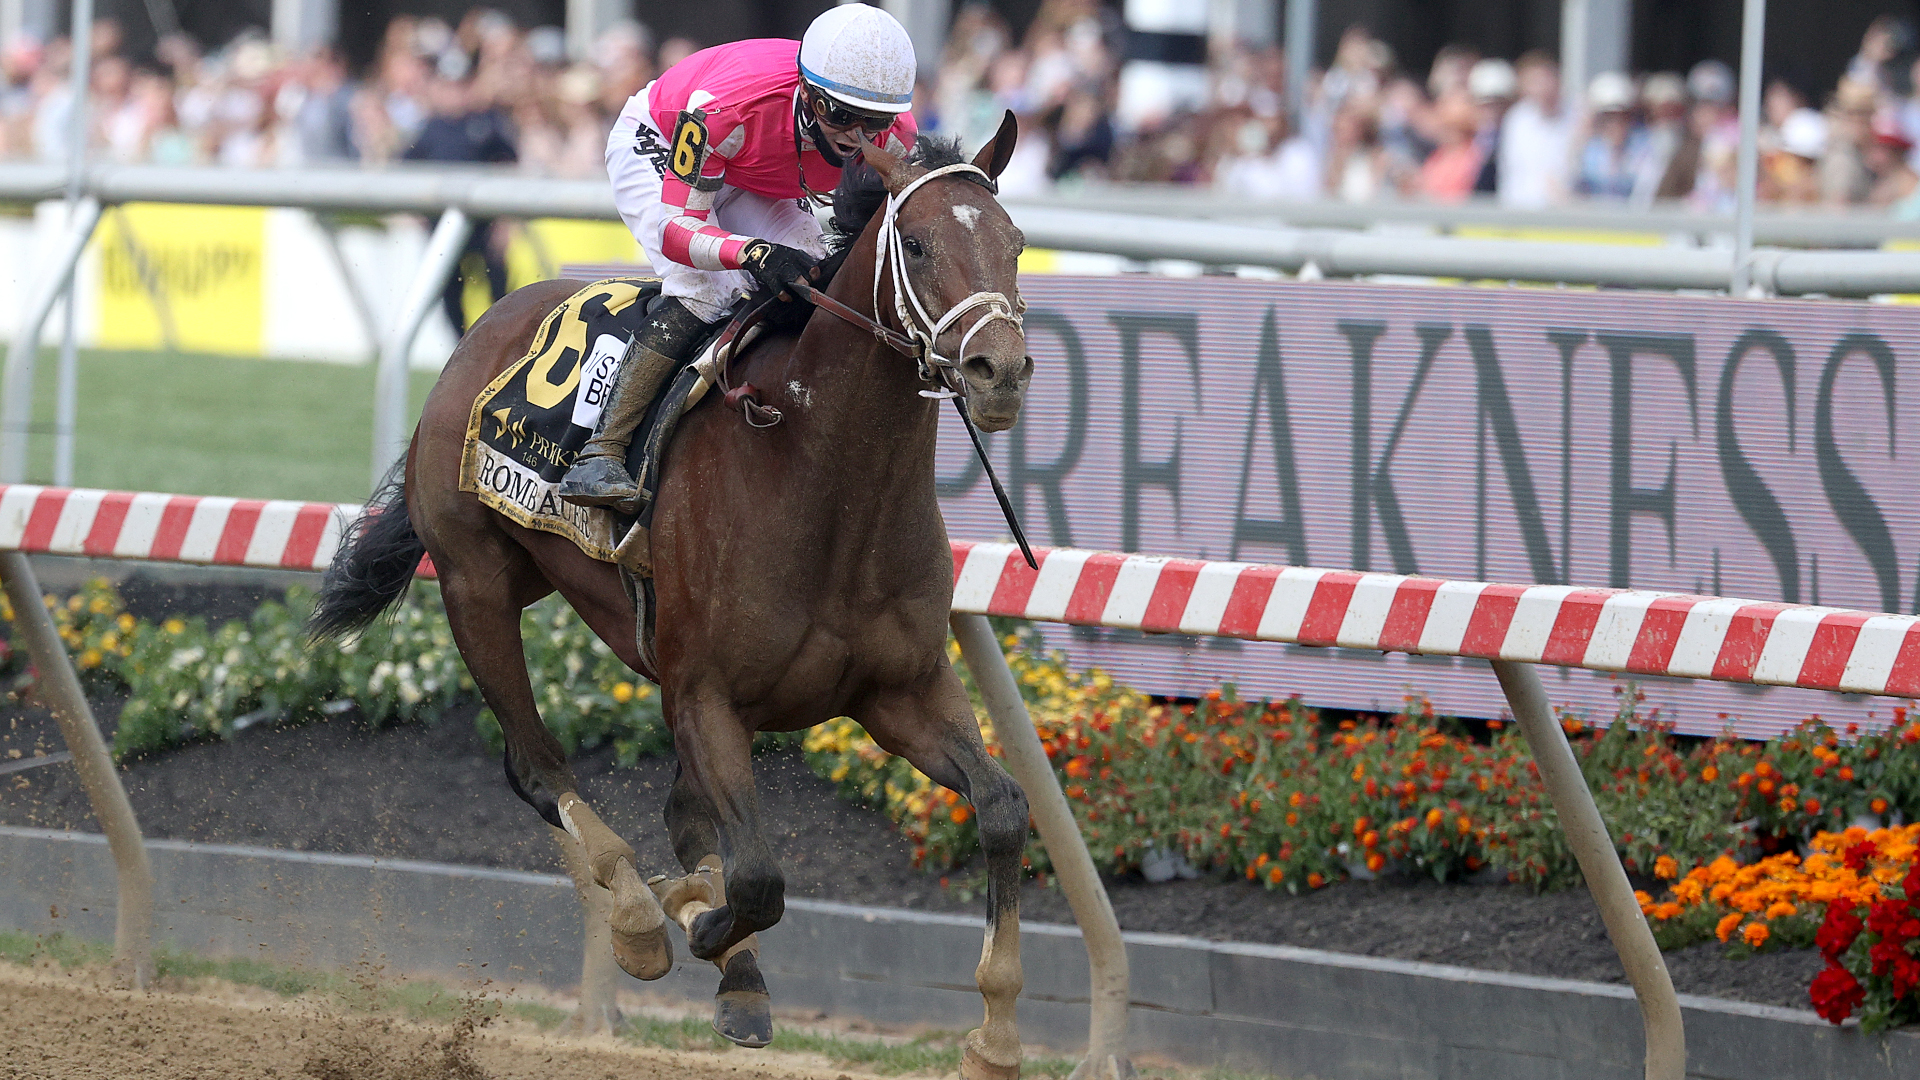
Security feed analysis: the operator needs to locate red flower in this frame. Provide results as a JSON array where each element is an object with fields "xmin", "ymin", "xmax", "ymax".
[
  {"xmin": 1843, "ymin": 841, "xmax": 1878, "ymax": 872},
  {"xmin": 1810, "ymin": 963, "xmax": 1867, "ymax": 1023},
  {"xmin": 1905, "ymin": 861, "xmax": 1920, "ymax": 902},
  {"xmin": 1817, "ymin": 902, "xmax": 1864, "ymax": 961},
  {"xmin": 1895, "ymin": 954, "xmax": 1920, "ymax": 1001},
  {"xmin": 1868, "ymin": 900, "xmax": 1914, "ymax": 944}
]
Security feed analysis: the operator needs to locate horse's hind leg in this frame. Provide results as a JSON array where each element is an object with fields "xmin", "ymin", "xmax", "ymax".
[
  {"xmin": 438, "ymin": 556, "xmax": 671, "ymax": 980},
  {"xmin": 859, "ymin": 673, "xmax": 1029, "ymax": 1080},
  {"xmin": 659, "ymin": 762, "xmax": 774, "ymax": 1047}
]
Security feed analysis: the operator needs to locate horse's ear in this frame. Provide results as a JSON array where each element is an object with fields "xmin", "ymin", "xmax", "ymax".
[
  {"xmin": 859, "ymin": 134, "xmax": 913, "ymax": 193},
  {"xmin": 972, "ymin": 110, "xmax": 1019, "ymax": 180}
]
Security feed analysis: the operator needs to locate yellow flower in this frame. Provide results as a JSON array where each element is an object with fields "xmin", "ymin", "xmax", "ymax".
[
  {"xmin": 77, "ymin": 648, "xmax": 102, "ymax": 670},
  {"xmin": 611, "ymin": 681, "xmax": 635, "ymax": 704},
  {"xmin": 163, "ymin": 618, "xmax": 186, "ymax": 635},
  {"xmin": 116, "ymin": 613, "xmax": 135, "ymax": 633}
]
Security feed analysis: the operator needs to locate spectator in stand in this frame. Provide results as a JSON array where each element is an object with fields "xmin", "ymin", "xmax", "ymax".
[
  {"xmin": 1497, "ymin": 50, "xmax": 1573, "ymax": 208},
  {"xmin": 1821, "ymin": 79, "xmax": 1877, "ymax": 206},
  {"xmin": 1846, "ymin": 16, "xmax": 1912, "ymax": 97},
  {"xmin": 285, "ymin": 46, "xmax": 356, "ymax": 162},
  {"xmin": 1633, "ymin": 72, "xmax": 1688, "ymax": 205},
  {"xmin": 1467, "ymin": 57, "xmax": 1514, "ymax": 195},
  {"xmin": 403, "ymin": 62, "xmax": 515, "ymax": 335},
  {"xmin": 1324, "ymin": 100, "xmax": 1390, "ymax": 202},
  {"xmin": 1765, "ymin": 108, "xmax": 1826, "ymax": 204},
  {"xmin": 1684, "ymin": 60, "xmax": 1740, "ymax": 211},
  {"xmin": 1575, "ymin": 72, "xmax": 1647, "ymax": 201},
  {"xmin": 1866, "ymin": 107, "xmax": 1919, "ymax": 209},
  {"xmin": 1048, "ymin": 80, "xmax": 1113, "ymax": 181},
  {"xmin": 1417, "ymin": 89, "xmax": 1481, "ymax": 202}
]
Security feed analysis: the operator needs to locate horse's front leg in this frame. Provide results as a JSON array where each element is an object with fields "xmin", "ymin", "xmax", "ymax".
[
  {"xmin": 652, "ymin": 760, "xmax": 774, "ymax": 1047},
  {"xmin": 663, "ymin": 687, "xmax": 786, "ymax": 961},
  {"xmin": 859, "ymin": 669, "xmax": 1029, "ymax": 1080}
]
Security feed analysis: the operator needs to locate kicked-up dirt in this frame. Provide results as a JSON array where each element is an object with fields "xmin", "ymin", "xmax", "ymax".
[{"xmin": 0, "ymin": 963, "xmax": 891, "ymax": 1080}]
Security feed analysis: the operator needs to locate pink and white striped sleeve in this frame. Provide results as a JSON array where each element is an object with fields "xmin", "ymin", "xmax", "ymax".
[{"xmin": 657, "ymin": 123, "xmax": 755, "ymax": 272}]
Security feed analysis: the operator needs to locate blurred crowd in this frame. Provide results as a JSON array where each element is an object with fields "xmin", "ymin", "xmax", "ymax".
[
  {"xmin": 0, "ymin": 10, "xmax": 668, "ymax": 176},
  {"xmin": 5, "ymin": 3, "xmax": 1920, "ymax": 214},
  {"xmin": 926, "ymin": 5, "xmax": 1920, "ymax": 214}
]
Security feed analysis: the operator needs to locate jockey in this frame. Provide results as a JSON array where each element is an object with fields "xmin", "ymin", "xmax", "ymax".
[{"xmin": 559, "ymin": 5, "xmax": 919, "ymax": 513}]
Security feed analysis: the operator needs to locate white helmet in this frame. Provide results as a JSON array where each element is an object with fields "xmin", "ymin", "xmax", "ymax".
[{"xmin": 799, "ymin": 5, "xmax": 916, "ymax": 115}]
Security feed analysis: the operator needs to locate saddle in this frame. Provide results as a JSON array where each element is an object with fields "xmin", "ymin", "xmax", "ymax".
[{"xmin": 459, "ymin": 277, "xmax": 786, "ymax": 674}]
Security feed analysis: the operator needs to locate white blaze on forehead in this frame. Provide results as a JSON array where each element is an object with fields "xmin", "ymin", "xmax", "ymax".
[{"xmin": 952, "ymin": 204, "xmax": 981, "ymax": 231}]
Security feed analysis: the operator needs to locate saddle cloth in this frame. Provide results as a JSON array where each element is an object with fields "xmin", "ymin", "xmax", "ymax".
[{"xmin": 458, "ymin": 278, "xmax": 715, "ymax": 570}]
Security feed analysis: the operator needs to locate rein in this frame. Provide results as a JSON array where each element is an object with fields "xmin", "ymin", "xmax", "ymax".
[{"xmin": 784, "ymin": 161, "xmax": 1036, "ymax": 569}]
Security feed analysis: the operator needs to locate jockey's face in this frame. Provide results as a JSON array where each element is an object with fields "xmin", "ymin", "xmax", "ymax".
[{"xmin": 807, "ymin": 88, "xmax": 893, "ymax": 159}]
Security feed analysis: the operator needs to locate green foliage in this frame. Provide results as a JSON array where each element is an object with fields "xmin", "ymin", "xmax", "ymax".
[{"xmin": 473, "ymin": 598, "xmax": 668, "ymax": 763}]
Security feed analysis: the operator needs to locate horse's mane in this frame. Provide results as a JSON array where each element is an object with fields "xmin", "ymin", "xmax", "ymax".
[{"xmin": 827, "ymin": 136, "xmax": 991, "ymax": 251}]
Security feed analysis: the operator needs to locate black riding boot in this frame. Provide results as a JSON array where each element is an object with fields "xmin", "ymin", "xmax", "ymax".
[{"xmin": 558, "ymin": 296, "xmax": 711, "ymax": 514}]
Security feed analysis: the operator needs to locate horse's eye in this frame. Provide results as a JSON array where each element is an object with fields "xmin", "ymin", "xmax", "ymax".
[{"xmin": 902, "ymin": 235, "xmax": 925, "ymax": 258}]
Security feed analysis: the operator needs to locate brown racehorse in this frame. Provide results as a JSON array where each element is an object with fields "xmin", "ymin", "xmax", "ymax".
[{"xmin": 309, "ymin": 119, "xmax": 1035, "ymax": 1078}]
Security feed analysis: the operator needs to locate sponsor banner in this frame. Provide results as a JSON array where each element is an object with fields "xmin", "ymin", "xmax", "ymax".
[
  {"xmin": 934, "ymin": 278, "xmax": 1920, "ymax": 738},
  {"xmin": 95, "ymin": 203, "xmax": 266, "ymax": 355}
]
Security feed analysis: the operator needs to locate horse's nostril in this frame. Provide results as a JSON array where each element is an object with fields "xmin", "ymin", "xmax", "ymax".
[
  {"xmin": 1019, "ymin": 356, "xmax": 1034, "ymax": 381},
  {"xmin": 963, "ymin": 356, "xmax": 995, "ymax": 383}
]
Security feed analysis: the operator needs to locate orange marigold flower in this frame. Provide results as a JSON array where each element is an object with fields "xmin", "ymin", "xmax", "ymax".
[
  {"xmin": 1636, "ymin": 890, "xmax": 1655, "ymax": 914},
  {"xmin": 1456, "ymin": 815, "xmax": 1472, "ymax": 835},
  {"xmin": 1743, "ymin": 922, "xmax": 1770, "ymax": 948},
  {"xmin": 1361, "ymin": 830, "xmax": 1379, "ymax": 850},
  {"xmin": 1365, "ymin": 852, "xmax": 1385, "ymax": 873},
  {"xmin": 1285, "ymin": 811, "xmax": 1299, "ymax": 826},
  {"xmin": 1653, "ymin": 902, "xmax": 1683, "ymax": 921},
  {"xmin": 1777, "ymin": 798, "xmax": 1796, "ymax": 814},
  {"xmin": 1289, "ymin": 791, "xmax": 1304, "ymax": 808},
  {"xmin": 1839, "ymin": 766, "xmax": 1854, "ymax": 781},
  {"xmin": 1425, "ymin": 808, "xmax": 1444, "ymax": 829},
  {"xmin": 1765, "ymin": 901, "xmax": 1796, "ymax": 919},
  {"xmin": 1700, "ymin": 766, "xmax": 1718, "ymax": 782},
  {"xmin": 1306, "ymin": 872, "xmax": 1325, "ymax": 889},
  {"xmin": 1267, "ymin": 865, "xmax": 1283, "ymax": 885},
  {"xmin": 1715, "ymin": 912, "xmax": 1744, "ymax": 943},
  {"xmin": 950, "ymin": 805, "xmax": 972, "ymax": 825},
  {"xmin": 1872, "ymin": 798, "xmax": 1889, "ymax": 814},
  {"xmin": 1246, "ymin": 864, "xmax": 1258, "ymax": 881},
  {"xmin": 1654, "ymin": 855, "xmax": 1679, "ymax": 880}
]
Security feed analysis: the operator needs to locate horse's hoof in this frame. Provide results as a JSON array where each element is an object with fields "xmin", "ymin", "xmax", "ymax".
[
  {"xmin": 961, "ymin": 1034, "xmax": 1022, "ymax": 1080},
  {"xmin": 608, "ymin": 858, "xmax": 672, "ymax": 980},
  {"xmin": 713, "ymin": 990, "xmax": 773, "ymax": 1047},
  {"xmin": 709, "ymin": 947, "xmax": 771, "ymax": 1046}
]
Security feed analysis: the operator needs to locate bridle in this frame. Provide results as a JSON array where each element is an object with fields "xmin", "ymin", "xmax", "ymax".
[
  {"xmin": 785, "ymin": 158, "xmax": 1037, "ymax": 568},
  {"xmin": 792, "ymin": 161, "xmax": 1023, "ymax": 396}
]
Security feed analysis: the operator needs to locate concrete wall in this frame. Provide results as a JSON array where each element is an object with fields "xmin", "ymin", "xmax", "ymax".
[{"xmin": 2, "ymin": 825, "xmax": 1914, "ymax": 1079}]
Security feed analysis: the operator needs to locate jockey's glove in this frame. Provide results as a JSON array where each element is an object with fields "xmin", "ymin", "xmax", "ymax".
[{"xmin": 738, "ymin": 240, "xmax": 817, "ymax": 299}]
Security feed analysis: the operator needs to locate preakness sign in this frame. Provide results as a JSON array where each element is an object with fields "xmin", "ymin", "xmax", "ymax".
[{"xmin": 934, "ymin": 277, "xmax": 1920, "ymax": 739}]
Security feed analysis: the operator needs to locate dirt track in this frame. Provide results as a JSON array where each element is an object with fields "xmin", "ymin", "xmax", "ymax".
[{"xmin": 0, "ymin": 966, "xmax": 886, "ymax": 1080}]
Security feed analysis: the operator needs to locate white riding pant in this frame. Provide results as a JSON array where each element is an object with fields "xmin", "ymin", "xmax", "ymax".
[{"xmin": 606, "ymin": 91, "xmax": 827, "ymax": 323}]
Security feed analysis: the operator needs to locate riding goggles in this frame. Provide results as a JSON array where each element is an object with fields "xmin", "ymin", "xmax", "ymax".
[{"xmin": 805, "ymin": 87, "xmax": 895, "ymax": 134}]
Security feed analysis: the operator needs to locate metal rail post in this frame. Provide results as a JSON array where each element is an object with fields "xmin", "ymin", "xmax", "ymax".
[
  {"xmin": 371, "ymin": 207, "xmax": 470, "ymax": 489},
  {"xmin": 952, "ymin": 613, "xmax": 1132, "ymax": 1080},
  {"xmin": 1492, "ymin": 660, "xmax": 1684, "ymax": 1080},
  {"xmin": 1, "ymin": 197, "xmax": 102, "ymax": 483},
  {"xmin": 0, "ymin": 551, "xmax": 153, "ymax": 985},
  {"xmin": 1731, "ymin": 0, "xmax": 1766, "ymax": 295}
]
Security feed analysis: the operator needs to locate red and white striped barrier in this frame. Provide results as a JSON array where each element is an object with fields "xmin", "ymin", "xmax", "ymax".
[
  {"xmin": 0, "ymin": 485, "xmax": 349, "ymax": 572},
  {"xmin": 951, "ymin": 541, "xmax": 1920, "ymax": 699},
  {"xmin": 4, "ymin": 484, "xmax": 1916, "ymax": 701}
]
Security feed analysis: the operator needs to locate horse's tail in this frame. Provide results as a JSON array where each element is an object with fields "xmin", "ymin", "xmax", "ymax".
[{"xmin": 308, "ymin": 464, "xmax": 425, "ymax": 642}]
